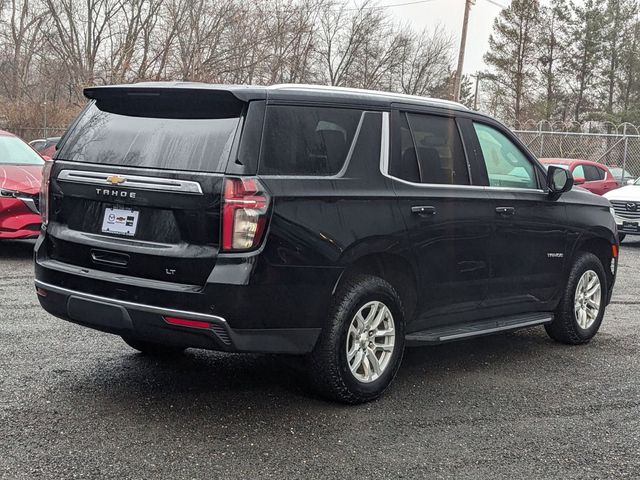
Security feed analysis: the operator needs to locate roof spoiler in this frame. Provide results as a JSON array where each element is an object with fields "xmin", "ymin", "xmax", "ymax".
[{"xmin": 83, "ymin": 85, "xmax": 248, "ymax": 119}]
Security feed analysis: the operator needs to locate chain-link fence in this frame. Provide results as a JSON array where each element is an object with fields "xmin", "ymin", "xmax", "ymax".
[
  {"xmin": 4, "ymin": 127, "xmax": 68, "ymax": 142},
  {"xmin": 514, "ymin": 130, "xmax": 640, "ymax": 182},
  {"xmin": 3, "ymin": 123, "xmax": 640, "ymax": 182}
]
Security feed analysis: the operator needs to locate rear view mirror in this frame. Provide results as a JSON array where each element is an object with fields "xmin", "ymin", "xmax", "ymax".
[{"xmin": 547, "ymin": 166, "xmax": 573, "ymax": 196}]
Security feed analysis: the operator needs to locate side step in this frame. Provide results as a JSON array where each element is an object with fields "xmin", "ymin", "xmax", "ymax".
[{"xmin": 405, "ymin": 312, "xmax": 554, "ymax": 346}]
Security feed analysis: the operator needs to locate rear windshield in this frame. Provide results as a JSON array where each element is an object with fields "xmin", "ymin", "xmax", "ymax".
[
  {"xmin": 259, "ymin": 105, "xmax": 363, "ymax": 176},
  {"xmin": 0, "ymin": 136, "xmax": 44, "ymax": 165},
  {"xmin": 58, "ymin": 102, "xmax": 240, "ymax": 172}
]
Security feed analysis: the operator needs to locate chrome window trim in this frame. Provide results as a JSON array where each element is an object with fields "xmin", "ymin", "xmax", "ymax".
[
  {"xmin": 380, "ymin": 111, "xmax": 390, "ymax": 176},
  {"xmin": 57, "ymin": 169, "xmax": 203, "ymax": 195},
  {"xmin": 257, "ymin": 110, "xmax": 369, "ymax": 180}
]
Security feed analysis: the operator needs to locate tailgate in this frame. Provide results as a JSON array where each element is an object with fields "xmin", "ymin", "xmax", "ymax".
[{"xmin": 46, "ymin": 162, "xmax": 224, "ymax": 286}]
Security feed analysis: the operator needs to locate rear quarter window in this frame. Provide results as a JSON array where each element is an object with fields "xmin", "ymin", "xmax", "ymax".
[{"xmin": 258, "ymin": 106, "xmax": 363, "ymax": 176}]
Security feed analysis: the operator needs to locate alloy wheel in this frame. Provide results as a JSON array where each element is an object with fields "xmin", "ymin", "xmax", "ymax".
[
  {"xmin": 346, "ymin": 301, "xmax": 395, "ymax": 383},
  {"xmin": 574, "ymin": 270, "xmax": 602, "ymax": 330}
]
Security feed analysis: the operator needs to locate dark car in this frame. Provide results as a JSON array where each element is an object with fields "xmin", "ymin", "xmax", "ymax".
[{"xmin": 34, "ymin": 83, "xmax": 618, "ymax": 403}]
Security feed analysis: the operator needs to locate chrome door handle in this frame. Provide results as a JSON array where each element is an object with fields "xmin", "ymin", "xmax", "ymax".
[
  {"xmin": 411, "ymin": 206, "xmax": 437, "ymax": 216},
  {"xmin": 495, "ymin": 206, "xmax": 515, "ymax": 216}
]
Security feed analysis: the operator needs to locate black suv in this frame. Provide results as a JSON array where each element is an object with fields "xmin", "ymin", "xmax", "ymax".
[{"xmin": 35, "ymin": 83, "xmax": 618, "ymax": 403}]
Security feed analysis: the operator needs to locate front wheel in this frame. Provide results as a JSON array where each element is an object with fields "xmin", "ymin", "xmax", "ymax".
[
  {"xmin": 618, "ymin": 233, "xmax": 626, "ymax": 243},
  {"xmin": 307, "ymin": 274, "xmax": 405, "ymax": 404},
  {"xmin": 545, "ymin": 252, "xmax": 606, "ymax": 345}
]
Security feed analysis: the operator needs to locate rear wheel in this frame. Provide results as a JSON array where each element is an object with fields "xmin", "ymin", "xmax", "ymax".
[
  {"xmin": 545, "ymin": 252, "xmax": 606, "ymax": 345},
  {"xmin": 307, "ymin": 274, "xmax": 405, "ymax": 404},
  {"xmin": 121, "ymin": 337, "xmax": 185, "ymax": 356}
]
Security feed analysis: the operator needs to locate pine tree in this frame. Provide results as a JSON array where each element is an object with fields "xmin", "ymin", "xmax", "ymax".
[
  {"xmin": 484, "ymin": 0, "xmax": 541, "ymax": 123},
  {"xmin": 565, "ymin": 0, "xmax": 605, "ymax": 121},
  {"xmin": 600, "ymin": 0, "xmax": 638, "ymax": 119},
  {"xmin": 535, "ymin": 0, "xmax": 570, "ymax": 120}
]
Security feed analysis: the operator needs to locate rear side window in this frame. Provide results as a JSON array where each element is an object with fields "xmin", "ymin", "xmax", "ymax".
[
  {"xmin": 390, "ymin": 112, "xmax": 469, "ymax": 185},
  {"xmin": 259, "ymin": 106, "xmax": 362, "ymax": 176},
  {"xmin": 58, "ymin": 101, "xmax": 241, "ymax": 173}
]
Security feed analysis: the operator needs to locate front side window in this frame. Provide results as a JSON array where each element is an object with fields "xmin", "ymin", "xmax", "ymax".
[
  {"xmin": 473, "ymin": 123, "xmax": 537, "ymax": 189},
  {"xmin": 390, "ymin": 112, "xmax": 469, "ymax": 185},
  {"xmin": 259, "ymin": 106, "xmax": 362, "ymax": 176}
]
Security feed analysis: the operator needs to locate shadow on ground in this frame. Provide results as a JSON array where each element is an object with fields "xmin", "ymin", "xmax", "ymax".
[{"xmin": 0, "ymin": 239, "xmax": 36, "ymax": 259}]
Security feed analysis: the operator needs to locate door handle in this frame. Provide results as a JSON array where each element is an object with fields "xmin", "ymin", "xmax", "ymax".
[
  {"xmin": 495, "ymin": 206, "xmax": 516, "ymax": 216},
  {"xmin": 91, "ymin": 249, "xmax": 129, "ymax": 267},
  {"xmin": 411, "ymin": 205, "xmax": 437, "ymax": 216}
]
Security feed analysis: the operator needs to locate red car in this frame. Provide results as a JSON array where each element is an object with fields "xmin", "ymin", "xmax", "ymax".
[
  {"xmin": 540, "ymin": 158, "xmax": 619, "ymax": 195},
  {"xmin": 0, "ymin": 130, "xmax": 44, "ymax": 239}
]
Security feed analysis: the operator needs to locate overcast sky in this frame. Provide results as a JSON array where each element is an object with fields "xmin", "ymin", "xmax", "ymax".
[{"xmin": 385, "ymin": 0, "xmax": 540, "ymax": 75}]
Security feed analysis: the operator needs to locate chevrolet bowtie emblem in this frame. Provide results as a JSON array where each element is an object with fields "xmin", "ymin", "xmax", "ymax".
[{"xmin": 106, "ymin": 175, "xmax": 126, "ymax": 185}]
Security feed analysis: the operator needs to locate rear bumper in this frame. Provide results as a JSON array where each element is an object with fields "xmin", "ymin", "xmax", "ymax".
[{"xmin": 35, "ymin": 279, "xmax": 321, "ymax": 354}]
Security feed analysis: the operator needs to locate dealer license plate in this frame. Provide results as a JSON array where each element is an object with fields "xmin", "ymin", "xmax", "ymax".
[{"xmin": 101, "ymin": 207, "xmax": 139, "ymax": 236}]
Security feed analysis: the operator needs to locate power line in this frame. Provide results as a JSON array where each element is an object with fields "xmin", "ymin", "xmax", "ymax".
[
  {"xmin": 482, "ymin": 0, "xmax": 508, "ymax": 8},
  {"xmin": 345, "ymin": 0, "xmax": 439, "ymax": 11},
  {"xmin": 347, "ymin": 0, "xmax": 506, "ymax": 12}
]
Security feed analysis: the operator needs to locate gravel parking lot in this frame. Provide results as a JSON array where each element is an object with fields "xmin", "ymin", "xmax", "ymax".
[{"xmin": 1, "ymin": 239, "xmax": 640, "ymax": 479}]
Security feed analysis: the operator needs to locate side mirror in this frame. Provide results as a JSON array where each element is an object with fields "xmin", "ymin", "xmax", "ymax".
[
  {"xmin": 627, "ymin": 178, "xmax": 635, "ymax": 185},
  {"xmin": 573, "ymin": 176, "xmax": 586, "ymax": 185},
  {"xmin": 547, "ymin": 166, "xmax": 573, "ymax": 196}
]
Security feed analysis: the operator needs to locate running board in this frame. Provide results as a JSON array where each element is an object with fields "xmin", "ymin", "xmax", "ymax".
[{"xmin": 405, "ymin": 312, "xmax": 554, "ymax": 346}]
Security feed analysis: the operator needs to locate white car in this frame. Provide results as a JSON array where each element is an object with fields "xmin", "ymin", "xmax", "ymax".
[{"xmin": 605, "ymin": 178, "xmax": 640, "ymax": 242}]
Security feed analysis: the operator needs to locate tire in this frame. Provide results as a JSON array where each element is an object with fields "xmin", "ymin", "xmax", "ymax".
[
  {"xmin": 618, "ymin": 233, "xmax": 626, "ymax": 243},
  {"xmin": 121, "ymin": 336, "xmax": 185, "ymax": 356},
  {"xmin": 545, "ymin": 252, "xmax": 607, "ymax": 345},
  {"xmin": 307, "ymin": 274, "xmax": 405, "ymax": 404}
]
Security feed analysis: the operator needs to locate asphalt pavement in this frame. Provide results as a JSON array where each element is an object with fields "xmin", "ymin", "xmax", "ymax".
[{"xmin": 1, "ymin": 238, "xmax": 640, "ymax": 479}]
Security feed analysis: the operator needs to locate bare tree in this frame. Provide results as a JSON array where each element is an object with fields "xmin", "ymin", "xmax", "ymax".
[
  {"xmin": 396, "ymin": 25, "xmax": 453, "ymax": 96},
  {"xmin": 0, "ymin": 0, "xmax": 45, "ymax": 99}
]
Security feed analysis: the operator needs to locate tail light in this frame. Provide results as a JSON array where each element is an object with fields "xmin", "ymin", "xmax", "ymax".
[
  {"xmin": 221, "ymin": 177, "xmax": 270, "ymax": 251},
  {"xmin": 40, "ymin": 161, "xmax": 53, "ymax": 226}
]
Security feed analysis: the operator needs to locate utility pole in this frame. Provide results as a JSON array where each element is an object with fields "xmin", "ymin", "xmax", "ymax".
[{"xmin": 454, "ymin": 0, "xmax": 474, "ymax": 102}]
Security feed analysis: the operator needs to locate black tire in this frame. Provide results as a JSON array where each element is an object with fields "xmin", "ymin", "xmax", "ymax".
[
  {"xmin": 121, "ymin": 336, "xmax": 185, "ymax": 356},
  {"xmin": 545, "ymin": 252, "xmax": 607, "ymax": 345},
  {"xmin": 618, "ymin": 233, "xmax": 626, "ymax": 243},
  {"xmin": 307, "ymin": 274, "xmax": 405, "ymax": 404}
]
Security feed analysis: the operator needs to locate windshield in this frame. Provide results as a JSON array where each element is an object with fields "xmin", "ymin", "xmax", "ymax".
[{"xmin": 0, "ymin": 136, "xmax": 44, "ymax": 165}]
